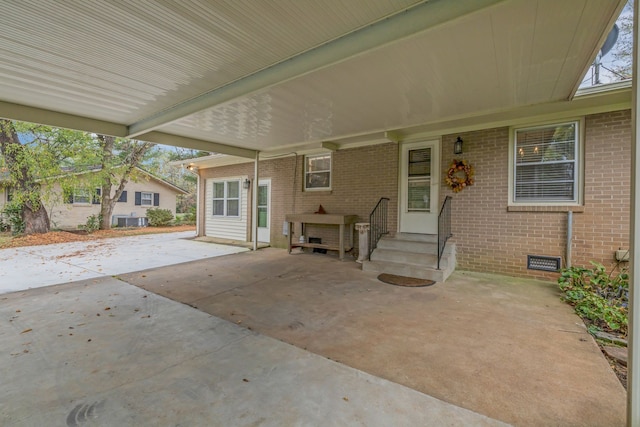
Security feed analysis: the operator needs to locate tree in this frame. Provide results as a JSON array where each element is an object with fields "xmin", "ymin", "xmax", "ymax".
[
  {"xmin": 609, "ymin": 0, "xmax": 633, "ymax": 80},
  {"xmin": 142, "ymin": 147, "xmax": 209, "ymax": 214},
  {"xmin": 96, "ymin": 135, "xmax": 154, "ymax": 230},
  {"xmin": 0, "ymin": 120, "xmax": 50, "ymax": 234},
  {"xmin": 0, "ymin": 120, "xmax": 94, "ymax": 234}
]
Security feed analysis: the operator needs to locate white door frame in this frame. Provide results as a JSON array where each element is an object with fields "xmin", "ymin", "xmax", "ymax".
[
  {"xmin": 399, "ymin": 139, "xmax": 440, "ymax": 234},
  {"xmin": 257, "ymin": 179, "xmax": 271, "ymax": 243}
]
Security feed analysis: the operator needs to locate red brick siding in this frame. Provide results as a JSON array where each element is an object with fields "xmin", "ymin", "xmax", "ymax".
[
  {"xmin": 440, "ymin": 110, "xmax": 631, "ymax": 279},
  {"xmin": 199, "ymin": 143, "xmax": 399, "ymax": 251},
  {"xmin": 200, "ymin": 110, "xmax": 630, "ymax": 279}
]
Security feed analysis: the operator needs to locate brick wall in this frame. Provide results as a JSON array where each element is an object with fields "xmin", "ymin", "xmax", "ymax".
[
  {"xmin": 199, "ymin": 142, "xmax": 399, "ymax": 251},
  {"xmin": 200, "ymin": 110, "xmax": 631, "ymax": 279},
  {"xmin": 440, "ymin": 109, "xmax": 631, "ymax": 279}
]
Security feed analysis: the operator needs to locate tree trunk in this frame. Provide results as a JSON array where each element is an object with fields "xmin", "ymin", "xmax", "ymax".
[
  {"xmin": 23, "ymin": 203, "xmax": 50, "ymax": 235},
  {"xmin": 0, "ymin": 119, "xmax": 50, "ymax": 234},
  {"xmin": 97, "ymin": 135, "xmax": 153, "ymax": 230}
]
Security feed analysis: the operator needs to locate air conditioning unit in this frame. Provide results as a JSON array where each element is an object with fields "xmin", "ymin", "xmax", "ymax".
[{"xmin": 116, "ymin": 216, "xmax": 148, "ymax": 227}]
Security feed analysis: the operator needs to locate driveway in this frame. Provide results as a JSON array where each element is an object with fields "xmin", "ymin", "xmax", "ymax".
[{"xmin": 0, "ymin": 231, "xmax": 247, "ymax": 294}]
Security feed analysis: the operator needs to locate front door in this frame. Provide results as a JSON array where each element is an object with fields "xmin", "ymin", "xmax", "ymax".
[
  {"xmin": 257, "ymin": 179, "xmax": 270, "ymax": 243},
  {"xmin": 399, "ymin": 140, "xmax": 440, "ymax": 234}
]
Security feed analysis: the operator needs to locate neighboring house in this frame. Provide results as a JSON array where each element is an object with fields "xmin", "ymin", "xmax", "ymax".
[
  {"xmin": 0, "ymin": 167, "xmax": 187, "ymax": 229},
  {"xmin": 182, "ymin": 81, "xmax": 632, "ymax": 282}
]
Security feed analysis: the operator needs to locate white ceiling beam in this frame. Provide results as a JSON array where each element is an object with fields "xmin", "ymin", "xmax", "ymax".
[
  {"xmin": 321, "ymin": 142, "xmax": 338, "ymax": 151},
  {"xmin": 138, "ymin": 131, "xmax": 257, "ymax": 159},
  {"xmin": 384, "ymin": 131, "xmax": 402, "ymax": 143},
  {"xmin": 0, "ymin": 101, "xmax": 128, "ymax": 137},
  {"xmin": 126, "ymin": 0, "xmax": 506, "ymax": 139},
  {"xmin": 0, "ymin": 100, "xmax": 257, "ymax": 158}
]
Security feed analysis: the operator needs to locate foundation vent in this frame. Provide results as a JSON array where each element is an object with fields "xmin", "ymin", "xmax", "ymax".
[{"xmin": 527, "ymin": 255, "xmax": 561, "ymax": 272}]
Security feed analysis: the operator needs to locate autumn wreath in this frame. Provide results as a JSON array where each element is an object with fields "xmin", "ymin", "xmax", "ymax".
[{"xmin": 445, "ymin": 159, "xmax": 474, "ymax": 193}]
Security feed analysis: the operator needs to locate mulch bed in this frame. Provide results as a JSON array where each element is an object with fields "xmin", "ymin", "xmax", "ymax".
[{"xmin": 0, "ymin": 225, "xmax": 195, "ymax": 249}]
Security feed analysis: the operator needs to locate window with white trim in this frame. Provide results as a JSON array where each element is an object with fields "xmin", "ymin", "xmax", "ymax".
[
  {"xmin": 512, "ymin": 121, "xmax": 580, "ymax": 204},
  {"xmin": 213, "ymin": 180, "xmax": 240, "ymax": 217},
  {"xmin": 141, "ymin": 191, "xmax": 153, "ymax": 206},
  {"xmin": 304, "ymin": 153, "xmax": 331, "ymax": 190}
]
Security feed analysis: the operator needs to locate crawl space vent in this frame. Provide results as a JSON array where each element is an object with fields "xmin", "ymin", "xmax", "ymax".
[{"xmin": 527, "ymin": 255, "xmax": 561, "ymax": 272}]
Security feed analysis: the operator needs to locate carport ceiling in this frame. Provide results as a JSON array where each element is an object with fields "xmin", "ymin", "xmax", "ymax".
[{"xmin": 0, "ymin": 0, "xmax": 624, "ymax": 157}]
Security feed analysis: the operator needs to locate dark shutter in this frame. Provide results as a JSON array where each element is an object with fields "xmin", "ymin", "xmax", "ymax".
[
  {"xmin": 153, "ymin": 193, "xmax": 160, "ymax": 206},
  {"xmin": 117, "ymin": 191, "xmax": 127, "ymax": 203},
  {"xmin": 92, "ymin": 188, "xmax": 101, "ymax": 204},
  {"xmin": 135, "ymin": 191, "xmax": 141, "ymax": 206},
  {"xmin": 65, "ymin": 189, "xmax": 74, "ymax": 204}
]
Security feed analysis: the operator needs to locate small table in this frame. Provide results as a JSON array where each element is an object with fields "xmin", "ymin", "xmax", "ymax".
[{"xmin": 286, "ymin": 214, "xmax": 359, "ymax": 261}]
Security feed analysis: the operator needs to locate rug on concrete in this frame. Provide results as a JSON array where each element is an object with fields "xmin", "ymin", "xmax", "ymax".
[{"xmin": 377, "ymin": 273, "xmax": 435, "ymax": 287}]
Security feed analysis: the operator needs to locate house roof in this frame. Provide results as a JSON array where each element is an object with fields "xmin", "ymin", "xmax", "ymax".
[
  {"xmin": 1, "ymin": 165, "xmax": 188, "ymax": 195},
  {"xmin": 0, "ymin": 0, "xmax": 626, "ymax": 158},
  {"xmin": 70, "ymin": 166, "xmax": 190, "ymax": 195}
]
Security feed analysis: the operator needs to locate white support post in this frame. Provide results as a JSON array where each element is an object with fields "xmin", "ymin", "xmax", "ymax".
[
  {"xmin": 195, "ymin": 173, "xmax": 201, "ymax": 237},
  {"xmin": 252, "ymin": 153, "xmax": 259, "ymax": 251},
  {"xmin": 629, "ymin": 1, "xmax": 640, "ymax": 424}
]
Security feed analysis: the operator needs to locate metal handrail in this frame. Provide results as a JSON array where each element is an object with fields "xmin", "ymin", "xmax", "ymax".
[
  {"xmin": 368, "ymin": 197, "xmax": 390, "ymax": 260},
  {"xmin": 437, "ymin": 196, "xmax": 453, "ymax": 270}
]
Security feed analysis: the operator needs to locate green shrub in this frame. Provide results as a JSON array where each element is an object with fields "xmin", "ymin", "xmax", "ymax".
[
  {"xmin": 174, "ymin": 207, "xmax": 196, "ymax": 225},
  {"xmin": 185, "ymin": 206, "xmax": 196, "ymax": 223},
  {"xmin": 0, "ymin": 213, "xmax": 10, "ymax": 232},
  {"xmin": 82, "ymin": 214, "xmax": 101, "ymax": 233},
  {"xmin": 2, "ymin": 201, "xmax": 25, "ymax": 235},
  {"xmin": 558, "ymin": 262, "xmax": 628, "ymax": 335},
  {"xmin": 146, "ymin": 208, "xmax": 174, "ymax": 227}
]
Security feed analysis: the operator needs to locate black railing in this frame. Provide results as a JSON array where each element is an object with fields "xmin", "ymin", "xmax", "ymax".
[
  {"xmin": 368, "ymin": 197, "xmax": 390, "ymax": 260},
  {"xmin": 437, "ymin": 196, "xmax": 453, "ymax": 270}
]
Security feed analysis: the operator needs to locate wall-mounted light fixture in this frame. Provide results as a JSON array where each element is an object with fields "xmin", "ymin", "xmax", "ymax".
[
  {"xmin": 243, "ymin": 178, "xmax": 251, "ymax": 189},
  {"xmin": 454, "ymin": 137, "xmax": 463, "ymax": 155}
]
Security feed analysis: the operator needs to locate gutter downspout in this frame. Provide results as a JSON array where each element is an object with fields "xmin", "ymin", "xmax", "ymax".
[{"xmin": 566, "ymin": 211, "xmax": 572, "ymax": 269}]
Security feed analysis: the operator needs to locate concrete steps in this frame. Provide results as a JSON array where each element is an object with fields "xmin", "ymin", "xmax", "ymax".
[{"xmin": 362, "ymin": 233, "xmax": 455, "ymax": 282}]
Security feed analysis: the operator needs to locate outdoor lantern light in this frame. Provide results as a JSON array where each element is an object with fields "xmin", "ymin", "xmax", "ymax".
[
  {"xmin": 243, "ymin": 178, "xmax": 251, "ymax": 189},
  {"xmin": 454, "ymin": 136, "xmax": 463, "ymax": 155}
]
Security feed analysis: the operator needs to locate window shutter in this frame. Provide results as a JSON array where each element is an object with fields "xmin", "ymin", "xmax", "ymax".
[
  {"xmin": 117, "ymin": 191, "xmax": 127, "ymax": 203},
  {"xmin": 92, "ymin": 188, "xmax": 101, "ymax": 204},
  {"xmin": 135, "ymin": 191, "xmax": 142, "ymax": 206},
  {"xmin": 65, "ymin": 190, "xmax": 74, "ymax": 204},
  {"xmin": 153, "ymin": 193, "xmax": 160, "ymax": 206}
]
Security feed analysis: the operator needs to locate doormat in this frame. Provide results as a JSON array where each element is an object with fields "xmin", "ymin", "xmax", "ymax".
[{"xmin": 377, "ymin": 273, "xmax": 435, "ymax": 287}]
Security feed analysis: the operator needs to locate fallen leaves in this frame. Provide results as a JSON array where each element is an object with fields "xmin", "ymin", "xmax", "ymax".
[{"xmin": 0, "ymin": 225, "xmax": 195, "ymax": 249}]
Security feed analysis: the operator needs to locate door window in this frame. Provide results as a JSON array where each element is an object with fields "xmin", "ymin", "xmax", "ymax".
[{"xmin": 407, "ymin": 148, "xmax": 431, "ymax": 212}]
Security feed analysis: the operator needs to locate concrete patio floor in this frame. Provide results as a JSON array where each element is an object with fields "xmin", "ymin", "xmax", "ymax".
[
  {"xmin": 1, "ymin": 276, "xmax": 506, "ymax": 426},
  {"xmin": 119, "ymin": 248, "xmax": 627, "ymax": 427}
]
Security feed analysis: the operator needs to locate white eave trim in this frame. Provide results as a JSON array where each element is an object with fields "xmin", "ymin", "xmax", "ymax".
[{"xmin": 574, "ymin": 79, "xmax": 632, "ymax": 98}]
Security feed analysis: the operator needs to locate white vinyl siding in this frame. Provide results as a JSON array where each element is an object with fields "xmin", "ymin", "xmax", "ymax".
[
  {"xmin": 205, "ymin": 178, "xmax": 247, "ymax": 241},
  {"xmin": 511, "ymin": 121, "xmax": 581, "ymax": 204}
]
